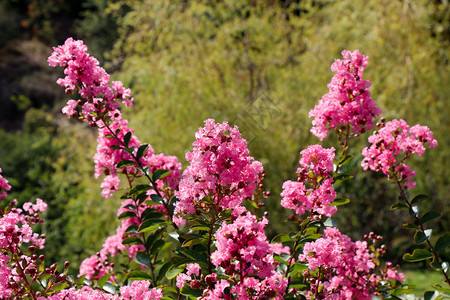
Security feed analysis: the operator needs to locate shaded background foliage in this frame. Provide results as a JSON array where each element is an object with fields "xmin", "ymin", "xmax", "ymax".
[{"xmin": 0, "ymin": 0, "xmax": 448, "ymax": 274}]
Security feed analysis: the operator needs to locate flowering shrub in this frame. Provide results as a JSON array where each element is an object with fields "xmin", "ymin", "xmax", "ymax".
[{"xmin": 0, "ymin": 39, "xmax": 448, "ymax": 299}]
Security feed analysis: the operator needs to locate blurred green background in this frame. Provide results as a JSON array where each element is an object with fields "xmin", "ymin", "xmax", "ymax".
[{"xmin": 0, "ymin": 0, "xmax": 448, "ymax": 286}]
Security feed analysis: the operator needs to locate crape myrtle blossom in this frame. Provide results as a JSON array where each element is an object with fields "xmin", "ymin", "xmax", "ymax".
[
  {"xmin": 207, "ymin": 212, "xmax": 288, "ymax": 299},
  {"xmin": 309, "ymin": 50, "xmax": 382, "ymax": 141},
  {"xmin": 174, "ymin": 119, "xmax": 264, "ymax": 226},
  {"xmin": 361, "ymin": 119, "xmax": 438, "ymax": 189},
  {"xmin": 36, "ymin": 281, "xmax": 162, "ymax": 300},
  {"xmin": 0, "ymin": 197, "xmax": 48, "ymax": 299},
  {"xmin": 281, "ymin": 145, "xmax": 337, "ymax": 217},
  {"xmin": 0, "ymin": 254, "xmax": 12, "ymax": 298},
  {"xmin": 48, "ymin": 38, "xmax": 133, "ymax": 125},
  {"xmin": 0, "ymin": 168, "xmax": 11, "ymax": 202},
  {"xmin": 299, "ymin": 227, "xmax": 404, "ymax": 299},
  {"xmin": 176, "ymin": 214, "xmax": 288, "ymax": 299}
]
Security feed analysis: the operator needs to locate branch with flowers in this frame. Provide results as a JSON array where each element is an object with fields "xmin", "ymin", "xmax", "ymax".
[{"xmin": 0, "ymin": 38, "xmax": 447, "ymax": 299}]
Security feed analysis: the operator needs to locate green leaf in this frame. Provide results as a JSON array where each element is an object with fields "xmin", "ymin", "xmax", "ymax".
[
  {"xmin": 166, "ymin": 268, "xmax": 183, "ymax": 279},
  {"xmin": 98, "ymin": 274, "xmax": 111, "ymax": 288},
  {"xmin": 103, "ymin": 282, "xmax": 116, "ymax": 294},
  {"xmin": 125, "ymin": 225, "xmax": 138, "ymax": 234},
  {"xmin": 51, "ymin": 282, "xmax": 68, "ymax": 292},
  {"xmin": 435, "ymin": 233, "xmax": 450, "ymax": 252},
  {"xmin": 136, "ymin": 144, "xmax": 149, "ymax": 160},
  {"xmin": 431, "ymin": 284, "xmax": 450, "ymax": 294},
  {"xmin": 117, "ymin": 160, "xmax": 136, "ymax": 168},
  {"xmin": 411, "ymin": 194, "xmax": 428, "ymax": 205},
  {"xmin": 145, "ymin": 228, "xmax": 164, "ymax": 250},
  {"xmin": 390, "ymin": 202, "xmax": 409, "ymax": 210},
  {"xmin": 138, "ymin": 219, "xmax": 168, "ymax": 233},
  {"xmin": 124, "ymin": 204, "xmax": 136, "ymax": 210},
  {"xmin": 150, "ymin": 239, "xmax": 166, "ymax": 255},
  {"xmin": 323, "ymin": 217, "xmax": 338, "ymax": 227},
  {"xmin": 134, "ymin": 251, "xmax": 150, "ymax": 268},
  {"xmin": 124, "ymin": 132, "xmax": 132, "ymax": 147},
  {"xmin": 403, "ymin": 222, "xmax": 418, "ymax": 229},
  {"xmin": 414, "ymin": 231, "xmax": 428, "ymax": 244},
  {"xmin": 403, "ymin": 249, "xmax": 434, "ymax": 262},
  {"xmin": 329, "ymin": 198, "xmax": 350, "ymax": 206},
  {"xmin": 129, "ymin": 185, "xmax": 152, "ymax": 196},
  {"xmin": 109, "ymin": 145, "xmax": 123, "ymax": 150},
  {"xmin": 272, "ymin": 234, "xmax": 292, "ymax": 243},
  {"xmin": 141, "ymin": 209, "xmax": 163, "ymax": 220},
  {"xmin": 122, "ymin": 236, "xmax": 143, "ymax": 246},
  {"xmin": 189, "ymin": 225, "xmax": 210, "ymax": 231},
  {"xmin": 118, "ymin": 211, "xmax": 137, "ymax": 220},
  {"xmin": 182, "ymin": 237, "xmax": 207, "ymax": 247},
  {"xmin": 181, "ymin": 285, "xmax": 203, "ymax": 297},
  {"xmin": 421, "ymin": 211, "xmax": 441, "ymax": 224},
  {"xmin": 77, "ymin": 274, "xmax": 87, "ymax": 285},
  {"xmin": 153, "ymin": 169, "xmax": 171, "ymax": 181},
  {"xmin": 127, "ymin": 270, "xmax": 152, "ymax": 280},
  {"xmin": 150, "ymin": 194, "xmax": 162, "ymax": 203},
  {"xmin": 424, "ymin": 291, "xmax": 439, "ymax": 300},
  {"xmin": 157, "ymin": 261, "xmax": 173, "ymax": 283}
]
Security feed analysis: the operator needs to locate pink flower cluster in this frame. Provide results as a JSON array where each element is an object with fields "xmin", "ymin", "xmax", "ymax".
[
  {"xmin": 0, "ymin": 254, "xmax": 12, "ymax": 299},
  {"xmin": 79, "ymin": 253, "xmax": 113, "ymax": 281},
  {"xmin": 361, "ymin": 119, "xmax": 438, "ymax": 189},
  {"xmin": 174, "ymin": 119, "xmax": 263, "ymax": 226},
  {"xmin": 37, "ymin": 281, "xmax": 162, "ymax": 300},
  {"xmin": 0, "ymin": 201, "xmax": 47, "ymax": 252},
  {"xmin": 309, "ymin": 50, "xmax": 382, "ymax": 140},
  {"xmin": 299, "ymin": 228, "xmax": 403, "ymax": 299},
  {"xmin": 0, "ymin": 198, "xmax": 48, "ymax": 298},
  {"xmin": 176, "ymin": 263, "xmax": 201, "ymax": 289},
  {"xmin": 0, "ymin": 168, "xmax": 11, "ymax": 202},
  {"xmin": 94, "ymin": 118, "xmax": 155, "ymax": 198},
  {"xmin": 281, "ymin": 145, "xmax": 337, "ymax": 217},
  {"xmin": 48, "ymin": 38, "xmax": 133, "ymax": 124},
  {"xmin": 207, "ymin": 212, "xmax": 288, "ymax": 299}
]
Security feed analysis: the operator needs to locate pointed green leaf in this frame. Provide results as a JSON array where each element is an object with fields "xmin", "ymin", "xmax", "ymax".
[
  {"xmin": 323, "ymin": 217, "xmax": 338, "ymax": 227},
  {"xmin": 122, "ymin": 236, "xmax": 143, "ymax": 246},
  {"xmin": 98, "ymin": 274, "xmax": 111, "ymax": 289},
  {"xmin": 118, "ymin": 211, "xmax": 137, "ymax": 220},
  {"xmin": 424, "ymin": 291, "xmax": 439, "ymax": 300},
  {"xmin": 127, "ymin": 270, "xmax": 152, "ymax": 280},
  {"xmin": 390, "ymin": 202, "xmax": 409, "ymax": 210},
  {"xmin": 117, "ymin": 160, "xmax": 136, "ymax": 168},
  {"xmin": 272, "ymin": 234, "xmax": 292, "ymax": 243},
  {"xmin": 109, "ymin": 145, "xmax": 123, "ymax": 150},
  {"xmin": 124, "ymin": 132, "xmax": 132, "ymax": 147},
  {"xmin": 138, "ymin": 219, "xmax": 168, "ymax": 233},
  {"xmin": 414, "ymin": 231, "xmax": 428, "ymax": 244},
  {"xmin": 134, "ymin": 251, "xmax": 150, "ymax": 268},
  {"xmin": 125, "ymin": 225, "xmax": 138, "ymax": 234},
  {"xmin": 153, "ymin": 169, "xmax": 171, "ymax": 181},
  {"xmin": 103, "ymin": 282, "xmax": 116, "ymax": 294},
  {"xmin": 129, "ymin": 185, "xmax": 152, "ymax": 196},
  {"xmin": 403, "ymin": 249, "xmax": 433, "ymax": 262},
  {"xmin": 181, "ymin": 285, "xmax": 203, "ymax": 297},
  {"xmin": 403, "ymin": 222, "xmax": 418, "ymax": 229},
  {"xmin": 136, "ymin": 144, "xmax": 149, "ymax": 160},
  {"xmin": 435, "ymin": 233, "xmax": 450, "ymax": 252},
  {"xmin": 329, "ymin": 198, "xmax": 350, "ymax": 206},
  {"xmin": 166, "ymin": 268, "xmax": 183, "ymax": 279},
  {"xmin": 421, "ymin": 211, "xmax": 441, "ymax": 224},
  {"xmin": 411, "ymin": 194, "xmax": 428, "ymax": 205}
]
